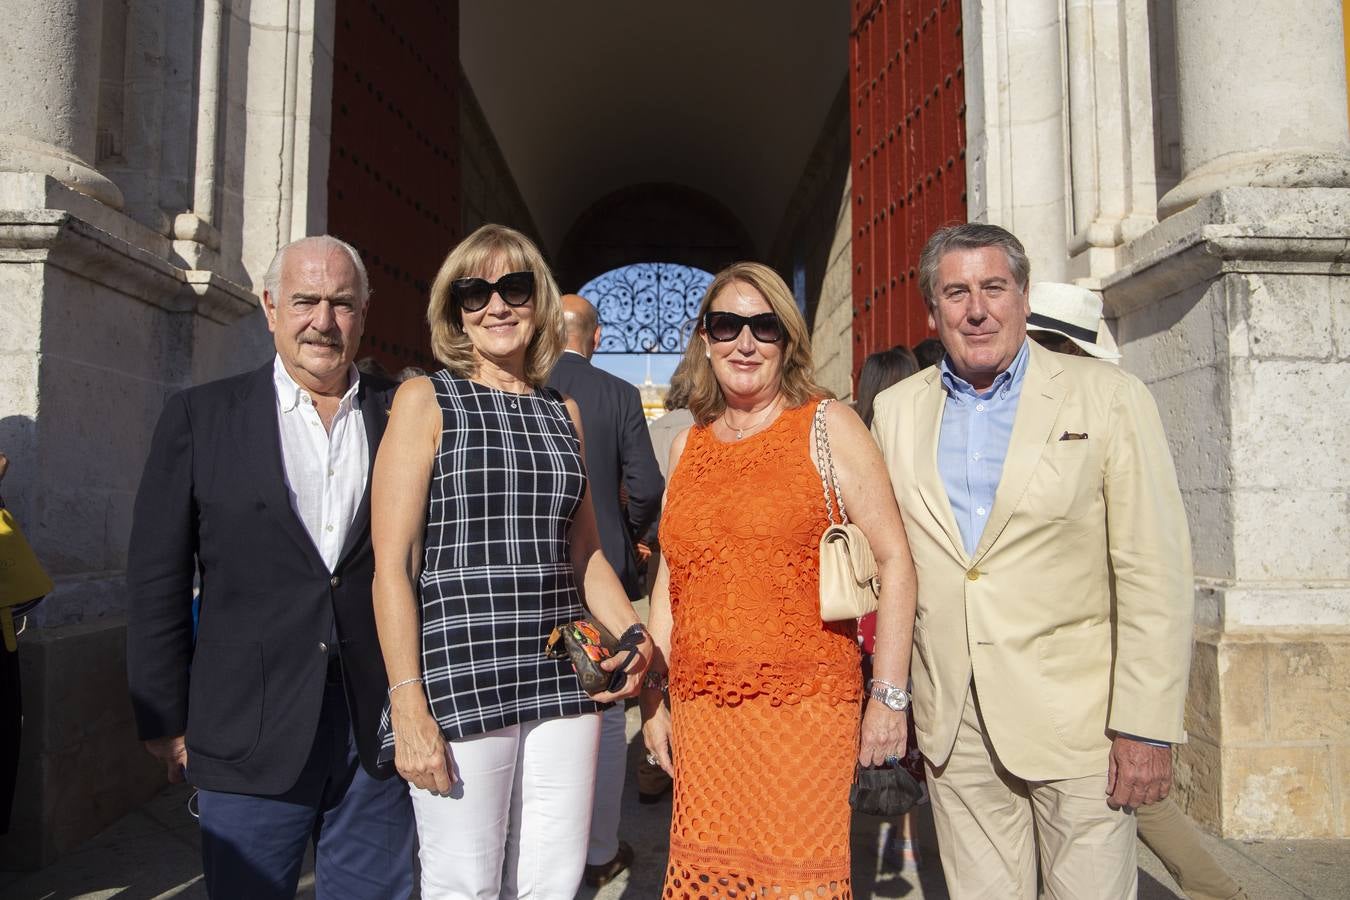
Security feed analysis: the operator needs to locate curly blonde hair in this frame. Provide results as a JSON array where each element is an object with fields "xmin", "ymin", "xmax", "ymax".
[
  {"xmin": 426, "ymin": 224, "xmax": 564, "ymax": 386},
  {"xmin": 682, "ymin": 262, "xmax": 830, "ymax": 426}
]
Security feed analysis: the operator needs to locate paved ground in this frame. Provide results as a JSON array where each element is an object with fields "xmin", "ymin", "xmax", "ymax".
[{"xmin": 1, "ymin": 705, "xmax": 1345, "ymax": 899}]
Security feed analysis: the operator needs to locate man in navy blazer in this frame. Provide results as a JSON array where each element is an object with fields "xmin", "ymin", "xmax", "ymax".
[
  {"xmin": 126, "ymin": 236, "xmax": 414, "ymax": 898},
  {"xmin": 548, "ymin": 293, "xmax": 662, "ymax": 886}
]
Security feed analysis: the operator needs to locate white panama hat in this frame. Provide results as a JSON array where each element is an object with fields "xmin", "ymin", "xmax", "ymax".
[{"xmin": 1026, "ymin": 282, "xmax": 1120, "ymax": 360}]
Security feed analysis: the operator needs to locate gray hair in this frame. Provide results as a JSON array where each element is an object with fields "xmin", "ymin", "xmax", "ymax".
[
  {"xmin": 263, "ymin": 235, "xmax": 371, "ymax": 304},
  {"xmin": 917, "ymin": 223, "xmax": 1030, "ymax": 310}
]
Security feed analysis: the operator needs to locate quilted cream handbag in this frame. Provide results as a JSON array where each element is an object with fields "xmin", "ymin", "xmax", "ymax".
[{"xmin": 813, "ymin": 399, "xmax": 880, "ymax": 621}]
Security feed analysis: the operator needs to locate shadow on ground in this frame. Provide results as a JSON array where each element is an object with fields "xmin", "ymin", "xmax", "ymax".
[{"xmin": 3, "ymin": 706, "xmax": 1342, "ymax": 899}]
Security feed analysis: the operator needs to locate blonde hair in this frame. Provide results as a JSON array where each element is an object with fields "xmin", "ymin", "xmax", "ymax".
[
  {"xmin": 426, "ymin": 224, "xmax": 564, "ymax": 386},
  {"xmin": 682, "ymin": 261, "xmax": 830, "ymax": 426}
]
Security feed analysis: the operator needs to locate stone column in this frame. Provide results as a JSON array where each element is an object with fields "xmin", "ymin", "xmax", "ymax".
[
  {"xmin": 1158, "ymin": 0, "xmax": 1350, "ymax": 217},
  {"xmin": 0, "ymin": 0, "xmax": 124, "ymax": 208},
  {"xmin": 962, "ymin": 0, "xmax": 1070, "ymax": 281}
]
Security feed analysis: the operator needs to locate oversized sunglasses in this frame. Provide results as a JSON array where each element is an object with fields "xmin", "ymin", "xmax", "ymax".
[
  {"xmin": 702, "ymin": 310, "xmax": 786, "ymax": 343},
  {"xmin": 450, "ymin": 271, "xmax": 535, "ymax": 312}
]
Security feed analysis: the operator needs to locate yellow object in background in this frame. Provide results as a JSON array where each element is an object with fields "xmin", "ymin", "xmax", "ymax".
[{"xmin": 0, "ymin": 508, "xmax": 53, "ymax": 652}]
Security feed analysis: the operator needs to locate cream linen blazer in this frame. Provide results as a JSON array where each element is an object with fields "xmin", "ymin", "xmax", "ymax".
[{"xmin": 872, "ymin": 341, "xmax": 1194, "ymax": 781}]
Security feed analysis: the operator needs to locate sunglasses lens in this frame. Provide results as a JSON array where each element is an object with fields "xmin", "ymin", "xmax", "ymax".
[
  {"xmin": 453, "ymin": 279, "xmax": 492, "ymax": 312},
  {"xmin": 498, "ymin": 272, "xmax": 534, "ymax": 307},
  {"xmin": 750, "ymin": 314, "xmax": 785, "ymax": 343},
  {"xmin": 705, "ymin": 312, "xmax": 743, "ymax": 342}
]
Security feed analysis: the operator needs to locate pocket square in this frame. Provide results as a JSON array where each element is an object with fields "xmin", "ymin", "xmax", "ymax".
[{"xmin": 1059, "ymin": 431, "xmax": 1088, "ymax": 441}]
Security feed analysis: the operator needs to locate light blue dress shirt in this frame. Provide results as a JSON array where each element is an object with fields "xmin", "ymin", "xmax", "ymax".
[{"xmin": 937, "ymin": 340, "xmax": 1031, "ymax": 557}]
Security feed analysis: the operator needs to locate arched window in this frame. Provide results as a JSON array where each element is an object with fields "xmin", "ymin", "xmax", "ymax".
[{"xmin": 578, "ymin": 262, "xmax": 714, "ymax": 354}]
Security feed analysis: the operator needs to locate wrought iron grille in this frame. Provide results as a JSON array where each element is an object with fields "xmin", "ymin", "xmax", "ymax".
[{"xmin": 578, "ymin": 263, "xmax": 713, "ymax": 353}]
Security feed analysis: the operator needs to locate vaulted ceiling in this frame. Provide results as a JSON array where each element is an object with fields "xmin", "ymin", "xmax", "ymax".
[{"xmin": 460, "ymin": 1, "xmax": 848, "ymax": 259}]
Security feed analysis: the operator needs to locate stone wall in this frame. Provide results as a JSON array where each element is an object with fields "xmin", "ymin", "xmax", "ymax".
[
  {"xmin": 0, "ymin": 180, "xmax": 259, "ymax": 868},
  {"xmin": 811, "ymin": 181, "xmax": 856, "ymax": 402},
  {"xmin": 0, "ymin": 0, "xmax": 335, "ymax": 868},
  {"xmin": 768, "ymin": 83, "xmax": 853, "ymax": 400},
  {"xmin": 1103, "ymin": 187, "xmax": 1350, "ymax": 838},
  {"xmin": 458, "ymin": 68, "xmax": 542, "ymax": 247}
]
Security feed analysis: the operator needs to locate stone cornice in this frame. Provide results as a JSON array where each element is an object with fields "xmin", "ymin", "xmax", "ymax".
[
  {"xmin": 1100, "ymin": 188, "xmax": 1350, "ymax": 316},
  {"xmin": 0, "ymin": 208, "xmax": 256, "ymax": 324}
]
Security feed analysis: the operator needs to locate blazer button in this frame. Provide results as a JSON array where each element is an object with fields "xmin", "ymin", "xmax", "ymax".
[
  {"xmin": 330, "ymin": 575, "xmax": 341, "ymax": 588},
  {"xmin": 966, "ymin": 568, "xmax": 980, "ymax": 581},
  {"xmin": 318, "ymin": 641, "xmax": 328, "ymax": 654}
]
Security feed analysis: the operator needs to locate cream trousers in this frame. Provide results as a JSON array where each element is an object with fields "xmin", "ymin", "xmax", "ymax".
[{"xmin": 926, "ymin": 683, "xmax": 1138, "ymax": 899}]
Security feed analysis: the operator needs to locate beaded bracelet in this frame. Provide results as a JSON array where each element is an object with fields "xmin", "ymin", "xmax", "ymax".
[
  {"xmin": 387, "ymin": 676, "xmax": 423, "ymax": 697},
  {"xmin": 619, "ymin": 622, "xmax": 649, "ymax": 646},
  {"xmin": 642, "ymin": 670, "xmax": 669, "ymax": 693}
]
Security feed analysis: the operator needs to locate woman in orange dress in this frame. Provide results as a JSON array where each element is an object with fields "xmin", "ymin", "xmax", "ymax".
[{"xmin": 641, "ymin": 262, "xmax": 919, "ymax": 899}]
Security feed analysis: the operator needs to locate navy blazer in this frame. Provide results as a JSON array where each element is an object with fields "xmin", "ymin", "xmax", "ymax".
[
  {"xmin": 125, "ymin": 362, "xmax": 397, "ymax": 794},
  {"xmin": 548, "ymin": 352, "xmax": 663, "ymax": 599}
]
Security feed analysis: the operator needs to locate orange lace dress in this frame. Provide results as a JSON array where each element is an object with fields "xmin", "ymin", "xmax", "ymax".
[{"xmin": 659, "ymin": 401, "xmax": 861, "ymax": 900}]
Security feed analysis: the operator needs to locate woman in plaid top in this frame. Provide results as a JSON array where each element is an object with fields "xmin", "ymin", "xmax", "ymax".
[{"xmin": 371, "ymin": 224, "xmax": 653, "ymax": 898}]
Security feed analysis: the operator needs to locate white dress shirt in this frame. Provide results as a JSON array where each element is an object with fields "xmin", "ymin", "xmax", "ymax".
[{"xmin": 272, "ymin": 356, "xmax": 369, "ymax": 572}]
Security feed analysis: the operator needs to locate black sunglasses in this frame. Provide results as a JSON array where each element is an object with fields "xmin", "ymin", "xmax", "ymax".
[
  {"xmin": 703, "ymin": 310, "xmax": 786, "ymax": 344},
  {"xmin": 450, "ymin": 271, "xmax": 535, "ymax": 313}
]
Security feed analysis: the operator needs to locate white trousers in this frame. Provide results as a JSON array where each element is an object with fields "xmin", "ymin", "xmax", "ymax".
[
  {"xmin": 586, "ymin": 702, "xmax": 629, "ymax": 865},
  {"xmin": 409, "ymin": 712, "xmax": 601, "ymax": 899}
]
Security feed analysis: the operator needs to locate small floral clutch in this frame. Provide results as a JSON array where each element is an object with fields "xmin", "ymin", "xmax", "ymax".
[{"xmin": 544, "ymin": 619, "xmax": 641, "ymax": 696}]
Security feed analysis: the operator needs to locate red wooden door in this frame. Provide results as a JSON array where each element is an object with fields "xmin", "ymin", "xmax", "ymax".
[
  {"xmin": 327, "ymin": 1, "xmax": 461, "ymax": 373},
  {"xmin": 850, "ymin": 0, "xmax": 967, "ymax": 384}
]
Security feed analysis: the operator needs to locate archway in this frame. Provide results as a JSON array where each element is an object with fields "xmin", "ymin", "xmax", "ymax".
[
  {"xmin": 578, "ymin": 262, "xmax": 713, "ymax": 355},
  {"xmin": 554, "ymin": 183, "xmax": 753, "ymax": 293},
  {"xmin": 575, "ymin": 261, "xmax": 714, "ymax": 401}
]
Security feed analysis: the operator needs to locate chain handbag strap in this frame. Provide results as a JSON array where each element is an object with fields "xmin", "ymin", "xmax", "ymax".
[{"xmin": 813, "ymin": 399, "xmax": 848, "ymax": 526}]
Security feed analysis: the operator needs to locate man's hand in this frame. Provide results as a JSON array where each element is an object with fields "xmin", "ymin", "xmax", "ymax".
[
  {"xmin": 145, "ymin": 735, "xmax": 188, "ymax": 784},
  {"xmin": 1106, "ymin": 735, "xmax": 1172, "ymax": 809},
  {"xmin": 0, "ymin": 452, "xmax": 9, "ymax": 482}
]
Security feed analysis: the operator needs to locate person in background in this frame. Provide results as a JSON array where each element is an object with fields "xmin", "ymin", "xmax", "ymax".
[
  {"xmin": 646, "ymin": 358, "xmax": 695, "ymax": 482},
  {"xmin": 872, "ymin": 224, "xmax": 1194, "ymax": 899},
  {"xmin": 0, "ymin": 452, "xmax": 32, "ymax": 836},
  {"xmin": 395, "ymin": 366, "xmax": 427, "ymax": 382},
  {"xmin": 1027, "ymin": 281, "xmax": 1248, "ymax": 900},
  {"xmin": 356, "ymin": 355, "xmax": 393, "ymax": 380},
  {"xmin": 854, "ymin": 345, "xmax": 920, "ymax": 428},
  {"xmin": 852, "ymin": 345, "xmax": 926, "ymax": 871},
  {"xmin": 634, "ymin": 358, "xmax": 695, "ymax": 805},
  {"xmin": 912, "ymin": 337, "xmax": 946, "ymax": 371},
  {"xmin": 370, "ymin": 224, "xmax": 653, "ymax": 898},
  {"xmin": 642, "ymin": 262, "xmax": 918, "ymax": 898},
  {"xmin": 126, "ymin": 235, "xmax": 415, "ymax": 898},
  {"xmin": 547, "ymin": 292, "xmax": 663, "ymax": 888}
]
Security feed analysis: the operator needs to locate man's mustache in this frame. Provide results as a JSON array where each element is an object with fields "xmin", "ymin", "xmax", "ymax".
[{"xmin": 300, "ymin": 332, "xmax": 342, "ymax": 348}]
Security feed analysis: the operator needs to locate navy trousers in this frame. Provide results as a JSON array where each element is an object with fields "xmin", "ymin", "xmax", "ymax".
[{"xmin": 196, "ymin": 679, "xmax": 416, "ymax": 899}]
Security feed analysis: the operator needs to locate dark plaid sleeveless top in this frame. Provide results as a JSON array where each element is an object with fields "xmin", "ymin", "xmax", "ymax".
[{"xmin": 378, "ymin": 371, "xmax": 598, "ymax": 759}]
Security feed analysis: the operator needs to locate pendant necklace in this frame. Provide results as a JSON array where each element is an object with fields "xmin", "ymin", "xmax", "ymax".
[{"xmin": 723, "ymin": 399, "xmax": 778, "ymax": 440}]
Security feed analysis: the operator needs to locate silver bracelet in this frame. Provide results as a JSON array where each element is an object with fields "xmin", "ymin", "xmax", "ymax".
[{"xmin": 387, "ymin": 676, "xmax": 423, "ymax": 697}]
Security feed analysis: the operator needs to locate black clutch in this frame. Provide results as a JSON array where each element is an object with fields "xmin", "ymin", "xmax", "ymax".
[{"xmin": 849, "ymin": 763, "xmax": 923, "ymax": 817}]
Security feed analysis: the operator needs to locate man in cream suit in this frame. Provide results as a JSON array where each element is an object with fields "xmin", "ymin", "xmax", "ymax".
[{"xmin": 871, "ymin": 224, "xmax": 1194, "ymax": 898}]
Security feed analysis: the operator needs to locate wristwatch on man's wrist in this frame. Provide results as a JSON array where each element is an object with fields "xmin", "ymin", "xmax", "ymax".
[{"xmin": 868, "ymin": 678, "xmax": 911, "ymax": 711}]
